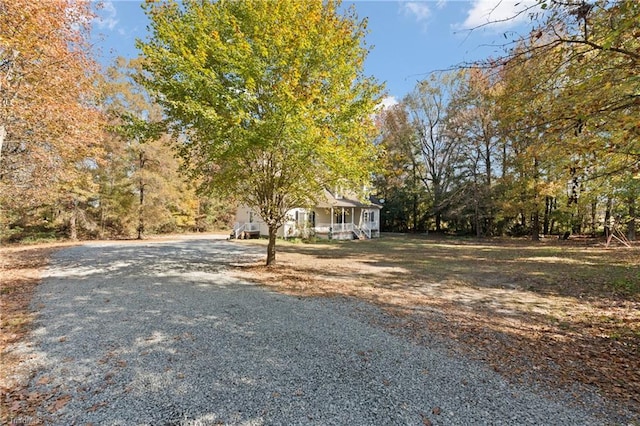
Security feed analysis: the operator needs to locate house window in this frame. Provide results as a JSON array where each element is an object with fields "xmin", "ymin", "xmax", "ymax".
[
  {"xmin": 370, "ymin": 211, "xmax": 375, "ymax": 222},
  {"xmin": 335, "ymin": 211, "xmax": 345, "ymax": 224},
  {"xmin": 310, "ymin": 211, "xmax": 316, "ymax": 227},
  {"xmin": 249, "ymin": 211, "xmax": 254, "ymax": 223}
]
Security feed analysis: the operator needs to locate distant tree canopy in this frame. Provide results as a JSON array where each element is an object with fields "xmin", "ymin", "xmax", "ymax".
[
  {"xmin": 138, "ymin": 0, "xmax": 383, "ymax": 264},
  {"xmin": 375, "ymin": 0, "xmax": 639, "ymax": 240},
  {"xmin": 98, "ymin": 57, "xmax": 215, "ymax": 240}
]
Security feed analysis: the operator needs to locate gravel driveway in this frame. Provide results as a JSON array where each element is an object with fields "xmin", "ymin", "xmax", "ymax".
[{"xmin": 22, "ymin": 236, "xmax": 607, "ymax": 425}]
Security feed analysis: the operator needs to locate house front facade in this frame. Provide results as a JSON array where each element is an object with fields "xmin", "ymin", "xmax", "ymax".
[{"xmin": 233, "ymin": 189, "xmax": 382, "ymax": 240}]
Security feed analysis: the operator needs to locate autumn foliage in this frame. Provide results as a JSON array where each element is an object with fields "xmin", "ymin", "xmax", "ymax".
[{"xmin": 0, "ymin": 0, "xmax": 102, "ymax": 211}]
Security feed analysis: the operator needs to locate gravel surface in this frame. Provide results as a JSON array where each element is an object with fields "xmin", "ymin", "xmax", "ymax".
[{"xmin": 21, "ymin": 236, "xmax": 611, "ymax": 425}]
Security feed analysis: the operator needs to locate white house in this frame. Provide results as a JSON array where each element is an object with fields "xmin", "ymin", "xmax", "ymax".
[{"xmin": 233, "ymin": 189, "xmax": 382, "ymax": 240}]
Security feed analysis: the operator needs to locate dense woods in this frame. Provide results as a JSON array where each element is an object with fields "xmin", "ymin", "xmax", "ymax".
[
  {"xmin": 1, "ymin": 0, "xmax": 102, "ymax": 240},
  {"xmin": 0, "ymin": 1, "xmax": 231, "ymax": 242},
  {"xmin": 0, "ymin": 0, "xmax": 637, "ymax": 243},
  {"xmin": 376, "ymin": 0, "xmax": 638, "ymax": 239}
]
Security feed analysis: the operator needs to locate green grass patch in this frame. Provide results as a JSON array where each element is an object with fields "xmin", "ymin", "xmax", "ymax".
[{"xmin": 610, "ymin": 272, "xmax": 640, "ymax": 295}]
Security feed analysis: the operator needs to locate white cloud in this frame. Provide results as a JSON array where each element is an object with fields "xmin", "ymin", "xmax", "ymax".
[
  {"xmin": 458, "ymin": 0, "xmax": 539, "ymax": 30},
  {"xmin": 94, "ymin": 0, "xmax": 119, "ymax": 31},
  {"xmin": 379, "ymin": 96, "xmax": 399, "ymax": 111},
  {"xmin": 400, "ymin": 2, "xmax": 432, "ymax": 23}
]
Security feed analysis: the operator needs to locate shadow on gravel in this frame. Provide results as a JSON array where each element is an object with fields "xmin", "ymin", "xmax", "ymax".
[
  {"xmin": 23, "ymin": 238, "xmax": 614, "ymax": 425},
  {"xmin": 26, "ymin": 239, "xmax": 285, "ymax": 424}
]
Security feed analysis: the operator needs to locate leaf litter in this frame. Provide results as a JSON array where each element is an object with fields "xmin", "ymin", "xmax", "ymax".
[
  {"xmin": 1, "ymin": 236, "xmax": 638, "ymax": 423},
  {"xmin": 231, "ymin": 235, "xmax": 640, "ymax": 421}
]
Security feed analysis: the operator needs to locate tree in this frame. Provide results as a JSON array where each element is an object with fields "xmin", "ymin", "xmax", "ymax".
[
  {"xmin": 98, "ymin": 57, "xmax": 201, "ymax": 239},
  {"xmin": 492, "ymin": 39, "xmax": 571, "ymax": 240},
  {"xmin": 404, "ymin": 72, "xmax": 462, "ymax": 232},
  {"xmin": 483, "ymin": 0, "xmax": 640, "ymax": 239},
  {"xmin": 447, "ymin": 69, "xmax": 501, "ymax": 236},
  {"xmin": 138, "ymin": 0, "xmax": 382, "ymax": 265},
  {"xmin": 375, "ymin": 104, "xmax": 427, "ymax": 232},
  {"xmin": 0, "ymin": 0, "xmax": 101, "ymax": 216}
]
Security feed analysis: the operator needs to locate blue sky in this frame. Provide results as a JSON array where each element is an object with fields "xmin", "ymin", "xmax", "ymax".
[{"xmin": 92, "ymin": 0, "xmax": 538, "ymax": 105}]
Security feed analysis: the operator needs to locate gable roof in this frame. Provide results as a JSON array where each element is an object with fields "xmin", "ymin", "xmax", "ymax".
[{"xmin": 315, "ymin": 189, "xmax": 382, "ymax": 209}]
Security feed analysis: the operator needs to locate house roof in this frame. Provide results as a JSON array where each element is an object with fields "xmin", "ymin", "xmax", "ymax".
[{"xmin": 315, "ymin": 189, "xmax": 382, "ymax": 209}]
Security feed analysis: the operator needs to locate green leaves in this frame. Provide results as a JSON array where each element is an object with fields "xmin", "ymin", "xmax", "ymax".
[
  {"xmin": 138, "ymin": 0, "xmax": 383, "ymax": 263},
  {"xmin": 140, "ymin": 0, "xmax": 381, "ymax": 196}
]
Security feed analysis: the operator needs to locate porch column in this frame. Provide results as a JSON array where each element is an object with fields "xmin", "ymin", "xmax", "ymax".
[
  {"xmin": 351, "ymin": 208, "xmax": 354, "ymax": 227},
  {"xmin": 330, "ymin": 207, "xmax": 334, "ymax": 229}
]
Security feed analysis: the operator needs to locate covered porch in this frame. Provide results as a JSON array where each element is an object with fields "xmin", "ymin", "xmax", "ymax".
[{"xmin": 311, "ymin": 205, "xmax": 380, "ymax": 240}]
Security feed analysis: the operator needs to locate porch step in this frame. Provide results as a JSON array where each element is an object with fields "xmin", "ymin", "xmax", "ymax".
[{"xmin": 352, "ymin": 227, "xmax": 369, "ymax": 240}]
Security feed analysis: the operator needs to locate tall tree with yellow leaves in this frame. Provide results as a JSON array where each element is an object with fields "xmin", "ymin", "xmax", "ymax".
[
  {"xmin": 0, "ymin": 0, "xmax": 102, "ymax": 233},
  {"xmin": 138, "ymin": 0, "xmax": 383, "ymax": 265}
]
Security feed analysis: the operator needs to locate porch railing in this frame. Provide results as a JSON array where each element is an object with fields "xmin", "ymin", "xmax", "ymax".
[
  {"xmin": 313, "ymin": 222, "xmax": 373, "ymax": 239},
  {"xmin": 314, "ymin": 222, "xmax": 378, "ymax": 231},
  {"xmin": 360, "ymin": 222, "xmax": 372, "ymax": 239},
  {"xmin": 314, "ymin": 223, "xmax": 353, "ymax": 234},
  {"xmin": 233, "ymin": 222, "xmax": 245, "ymax": 239},
  {"xmin": 233, "ymin": 222, "xmax": 260, "ymax": 238}
]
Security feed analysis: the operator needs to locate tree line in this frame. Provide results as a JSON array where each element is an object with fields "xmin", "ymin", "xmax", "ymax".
[
  {"xmin": 1, "ymin": 0, "xmax": 637, "ymax": 255},
  {"xmin": 0, "ymin": 0, "xmax": 232, "ymax": 243},
  {"xmin": 375, "ymin": 0, "xmax": 638, "ymax": 240},
  {"xmin": 1, "ymin": 0, "xmax": 382, "ymax": 266}
]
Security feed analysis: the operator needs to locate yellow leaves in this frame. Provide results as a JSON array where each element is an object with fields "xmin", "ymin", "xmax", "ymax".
[
  {"xmin": 1, "ymin": 0, "xmax": 103, "ymax": 209},
  {"xmin": 139, "ymin": 0, "xmax": 382, "ymax": 219}
]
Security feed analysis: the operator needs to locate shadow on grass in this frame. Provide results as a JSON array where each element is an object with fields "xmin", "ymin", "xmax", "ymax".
[
  {"xmin": 240, "ymin": 233, "xmax": 640, "ymax": 300},
  {"xmin": 232, "ymin": 233, "xmax": 640, "ymax": 418}
]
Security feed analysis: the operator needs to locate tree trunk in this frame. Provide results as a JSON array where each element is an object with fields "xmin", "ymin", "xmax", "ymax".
[
  {"xmin": 590, "ymin": 198, "xmax": 597, "ymax": 237},
  {"xmin": 543, "ymin": 196, "xmax": 552, "ymax": 235},
  {"xmin": 137, "ymin": 178, "xmax": 145, "ymax": 240},
  {"xmin": 412, "ymin": 164, "xmax": 418, "ymax": 232},
  {"xmin": 475, "ymin": 202, "xmax": 481, "ymax": 237},
  {"xmin": 485, "ymin": 141, "xmax": 494, "ymax": 235},
  {"xmin": 137, "ymin": 151, "xmax": 146, "ymax": 240},
  {"xmin": 531, "ymin": 156, "xmax": 540, "ymax": 241},
  {"xmin": 0, "ymin": 124, "xmax": 5, "ymax": 162},
  {"xmin": 628, "ymin": 196, "xmax": 637, "ymax": 241},
  {"xmin": 474, "ymin": 181, "xmax": 481, "ymax": 237},
  {"xmin": 266, "ymin": 225, "xmax": 277, "ymax": 266},
  {"xmin": 604, "ymin": 196, "xmax": 612, "ymax": 238},
  {"xmin": 412, "ymin": 194, "xmax": 418, "ymax": 232},
  {"xmin": 69, "ymin": 199, "xmax": 78, "ymax": 241},
  {"xmin": 137, "ymin": 217, "xmax": 144, "ymax": 239},
  {"xmin": 531, "ymin": 210, "xmax": 540, "ymax": 241}
]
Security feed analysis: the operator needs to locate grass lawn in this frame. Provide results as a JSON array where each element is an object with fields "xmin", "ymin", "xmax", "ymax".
[{"xmin": 233, "ymin": 233, "xmax": 640, "ymax": 417}]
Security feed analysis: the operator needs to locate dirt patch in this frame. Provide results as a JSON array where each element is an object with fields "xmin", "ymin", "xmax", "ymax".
[{"xmin": 232, "ymin": 235, "xmax": 640, "ymax": 420}]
